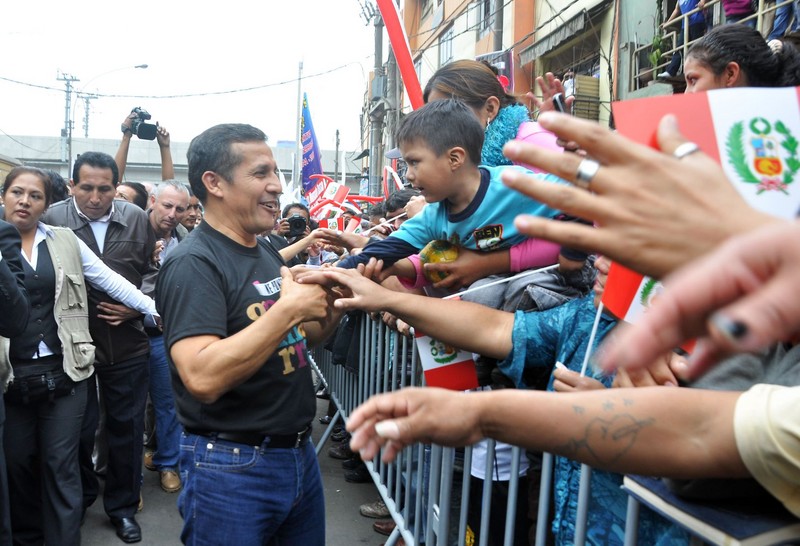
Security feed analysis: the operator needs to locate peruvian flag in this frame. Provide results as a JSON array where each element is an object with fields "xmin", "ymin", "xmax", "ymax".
[
  {"xmin": 414, "ymin": 331, "xmax": 478, "ymax": 390},
  {"xmin": 345, "ymin": 217, "xmax": 363, "ymax": 234},
  {"xmin": 601, "ymin": 264, "xmax": 662, "ymax": 324},
  {"xmin": 602, "ymin": 87, "xmax": 800, "ymax": 350},
  {"xmin": 322, "ymin": 182, "xmax": 350, "ymax": 208},
  {"xmin": 601, "ymin": 263, "xmax": 697, "ymax": 353},
  {"xmin": 612, "ymin": 86, "xmax": 800, "ymax": 219},
  {"xmin": 320, "ymin": 217, "xmax": 345, "ymax": 231}
]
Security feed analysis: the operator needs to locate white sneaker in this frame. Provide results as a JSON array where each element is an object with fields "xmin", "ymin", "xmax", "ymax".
[{"xmin": 657, "ymin": 71, "xmax": 673, "ymax": 79}]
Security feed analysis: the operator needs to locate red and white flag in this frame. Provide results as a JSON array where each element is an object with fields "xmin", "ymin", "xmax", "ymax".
[
  {"xmin": 319, "ymin": 217, "xmax": 345, "ymax": 231},
  {"xmin": 601, "ymin": 263, "xmax": 697, "ymax": 353},
  {"xmin": 601, "ymin": 263, "xmax": 663, "ymax": 324},
  {"xmin": 613, "ymin": 87, "xmax": 800, "ymax": 219},
  {"xmin": 599, "ymin": 88, "xmax": 800, "ymax": 353},
  {"xmin": 414, "ymin": 331, "xmax": 478, "ymax": 391}
]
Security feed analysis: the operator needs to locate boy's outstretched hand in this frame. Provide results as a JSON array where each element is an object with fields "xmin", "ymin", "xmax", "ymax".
[{"xmin": 295, "ymin": 258, "xmax": 391, "ymax": 313}]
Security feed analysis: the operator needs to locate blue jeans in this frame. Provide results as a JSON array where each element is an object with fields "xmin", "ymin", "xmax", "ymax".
[
  {"xmin": 727, "ymin": 13, "xmax": 757, "ymax": 27},
  {"xmin": 178, "ymin": 432, "xmax": 324, "ymax": 545},
  {"xmin": 664, "ymin": 22, "xmax": 706, "ymax": 76},
  {"xmin": 148, "ymin": 335, "xmax": 181, "ymax": 471},
  {"xmin": 768, "ymin": 0, "xmax": 800, "ymax": 40}
]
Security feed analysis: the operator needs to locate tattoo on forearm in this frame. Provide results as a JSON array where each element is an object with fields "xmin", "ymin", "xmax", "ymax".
[
  {"xmin": 556, "ymin": 411, "xmax": 655, "ymax": 467},
  {"xmin": 572, "ymin": 405, "xmax": 585, "ymax": 415}
]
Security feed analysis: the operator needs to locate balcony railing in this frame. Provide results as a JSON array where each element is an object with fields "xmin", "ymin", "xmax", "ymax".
[{"xmin": 630, "ymin": 0, "xmax": 791, "ymax": 92}]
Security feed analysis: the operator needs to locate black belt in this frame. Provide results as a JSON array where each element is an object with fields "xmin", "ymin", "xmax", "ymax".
[{"xmin": 185, "ymin": 425, "xmax": 312, "ymax": 449}]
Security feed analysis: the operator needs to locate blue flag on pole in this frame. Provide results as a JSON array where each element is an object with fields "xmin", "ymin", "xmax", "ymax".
[{"xmin": 301, "ymin": 93, "xmax": 324, "ymax": 201}]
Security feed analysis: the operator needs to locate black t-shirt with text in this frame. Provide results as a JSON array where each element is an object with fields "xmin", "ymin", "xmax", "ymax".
[{"xmin": 156, "ymin": 221, "xmax": 315, "ymax": 433}]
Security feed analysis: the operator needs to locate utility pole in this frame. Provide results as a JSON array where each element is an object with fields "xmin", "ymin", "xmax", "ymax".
[
  {"xmin": 334, "ymin": 129, "xmax": 340, "ymax": 183},
  {"xmin": 384, "ymin": 49, "xmax": 399, "ymax": 182},
  {"xmin": 368, "ymin": 12, "xmax": 385, "ymax": 197},
  {"xmin": 493, "ymin": 0, "xmax": 504, "ymax": 52},
  {"xmin": 57, "ymin": 73, "xmax": 79, "ymax": 167},
  {"xmin": 294, "ymin": 62, "xmax": 303, "ymax": 196},
  {"xmin": 80, "ymin": 93, "xmax": 97, "ymax": 138}
]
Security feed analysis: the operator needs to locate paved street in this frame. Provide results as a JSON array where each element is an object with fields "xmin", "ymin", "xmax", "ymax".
[{"xmin": 81, "ymin": 398, "xmax": 385, "ymax": 545}]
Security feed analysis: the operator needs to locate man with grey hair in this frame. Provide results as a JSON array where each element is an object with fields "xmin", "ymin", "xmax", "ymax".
[
  {"xmin": 148, "ymin": 180, "xmax": 190, "ymax": 265},
  {"xmin": 143, "ymin": 179, "xmax": 189, "ymax": 495}
]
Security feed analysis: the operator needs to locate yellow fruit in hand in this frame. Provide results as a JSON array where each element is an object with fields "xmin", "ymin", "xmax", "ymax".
[{"xmin": 419, "ymin": 240, "xmax": 459, "ymax": 283}]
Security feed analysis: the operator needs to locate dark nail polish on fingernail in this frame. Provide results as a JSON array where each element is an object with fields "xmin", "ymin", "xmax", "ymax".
[{"xmin": 711, "ymin": 314, "xmax": 749, "ymax": 343}]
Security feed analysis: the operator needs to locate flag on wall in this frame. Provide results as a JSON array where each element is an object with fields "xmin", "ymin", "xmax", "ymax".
[
  {"xmin": 300, "ymin": 93, "xmax": 324, "ymax": 200},
  {"xmin": 414, "ymin": 331, "xmax": 478, "ymax": 391}
]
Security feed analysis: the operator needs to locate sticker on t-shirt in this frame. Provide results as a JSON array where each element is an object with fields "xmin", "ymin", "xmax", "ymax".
[
  {"xmin": 249, "ymin": 276, "xmax": 309, "ymax": 375},
  {"xmin": 473, "ymin": 224, "xmax": 503, "ymax": 250}
]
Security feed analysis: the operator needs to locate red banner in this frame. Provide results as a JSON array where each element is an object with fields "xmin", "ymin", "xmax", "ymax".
[{"xmin": 376, "ymin": 0, "xmax": 424, "ymax": 110}]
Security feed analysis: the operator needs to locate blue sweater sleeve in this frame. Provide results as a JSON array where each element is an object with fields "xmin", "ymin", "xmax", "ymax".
[{"xmin": 338, "ymin": 237, "xmax": 420, "ymax": 269}]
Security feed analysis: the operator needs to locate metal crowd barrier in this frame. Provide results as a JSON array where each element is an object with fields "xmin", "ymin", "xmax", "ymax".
[
  {"xmin": 311, "ymin": 313, "xmax": 551, "ymax": 546},
  {"xmin": 310, "ymin": 313, "xmax": 729, "ymax": 546}
]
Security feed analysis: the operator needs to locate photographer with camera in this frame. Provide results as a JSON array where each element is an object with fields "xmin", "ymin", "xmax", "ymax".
[
  {"xmin": 115, "ymin": 108, "xmax": 174, "ymax": 184},
  {"xmin": 266, "ymin": 203, "xmax": 345, "ymax": 266}
]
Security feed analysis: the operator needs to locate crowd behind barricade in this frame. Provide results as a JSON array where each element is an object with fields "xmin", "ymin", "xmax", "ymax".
[{"xmin": 0, "ymin": 20, "xmax": 798, "ymax": 546}]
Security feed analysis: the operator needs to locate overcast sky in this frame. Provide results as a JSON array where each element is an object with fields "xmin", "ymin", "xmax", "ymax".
[{"xmin": 0, "ymin": 1, "xmax": 376, "ymax": 154}]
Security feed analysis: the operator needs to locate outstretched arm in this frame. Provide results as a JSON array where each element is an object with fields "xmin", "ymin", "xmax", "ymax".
[
  {"xmin": 297, "ymin": 264, "xmax": 514, "ymax": 359},
  {"xmin": 347, "ymin": 386, "xmax": 748, "ymax": 481},
  {"xmin": 115, "ymin": 112, "xmax": 137, "ymax": 182},
  {"xmin": 499, "ymin": 113, "xmax": 777, "ymax": 278},
  {"xmin": 157, "ymin": 124, "xmax": 175, "ymax": 180}
]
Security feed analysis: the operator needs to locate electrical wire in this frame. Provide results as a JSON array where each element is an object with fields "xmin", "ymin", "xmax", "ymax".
[
  {"xmin": 0, "ymin": 59, "xmax": 370, "ymax": 101},
  {"xmin": 0, "ymin": 128, "xmax": 58, "ymax": 154}
]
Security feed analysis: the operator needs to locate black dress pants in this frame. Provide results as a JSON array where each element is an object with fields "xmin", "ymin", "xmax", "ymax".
[{"xmin": 79, "ymin": 354, "xmax": 149, "ymax": 519}]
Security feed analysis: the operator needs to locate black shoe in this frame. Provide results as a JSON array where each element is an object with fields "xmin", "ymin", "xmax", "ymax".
[
  {"xmin": 344, "ymin": 464, "xmax": 371, "ymax": 483},
  {"xmin": 328, "ymin": 443, "xmax": 354, "ymax": 460},
  {"xmin": 319, "ymin": 415, "xmax": 332, "ymax": 425},
  {"xmin": 342, "ymin": 457, "xmax": 363, "ymax": 470},
  {"xmin": 330, "ymin": 429, "xmax": 348, "ymax": 443},
  {"xmin": 315, "ymin": 388, "xmax": 330, "ymax": 400},
  {"xmin": 110, "ymin": 517, "xmax": 142, "ymax": 543}
]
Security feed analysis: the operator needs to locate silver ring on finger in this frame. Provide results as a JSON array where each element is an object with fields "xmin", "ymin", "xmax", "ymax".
[
  {"xmin": 574, "ymin": 158, "xmax": 600, "ymax": 190},
  {"xmin": 672, "ymin": 141, "xmax": 700, "ymax": 160}
]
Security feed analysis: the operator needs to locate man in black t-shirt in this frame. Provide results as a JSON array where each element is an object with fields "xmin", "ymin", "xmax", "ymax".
[{"xmin": 156, "ymin": 123, "xmax": 340, "ymax": 545}]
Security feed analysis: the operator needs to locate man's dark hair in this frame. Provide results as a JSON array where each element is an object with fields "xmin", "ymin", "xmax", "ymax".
[
  {"xmin": 385, "ymin": 188, "xmax": 420, "ymax": 214},
  {"xmin": 368, "ymin": 202, "xmax": 385, "ymax": 218},
  {"xmin": 282, "ymin": 202, "xmax": 310, "ymax": 219},
  {"xmin": 187, "ymin": 123, "xmax": 267, "ymax": 204},
  {"xmin": 120, "ymin": 181, "xmax": 149, "ymax": 210},
  {"xmin": 395, "ymin": 99, "xmax": 483, "ymax": 166},
  {"xmin": 44, "ymin": 169, "xmax": 69, "ymax": 203},
  {"xmin": 73, "ymin": 151, "xmax": 120, "ymax": 186}
]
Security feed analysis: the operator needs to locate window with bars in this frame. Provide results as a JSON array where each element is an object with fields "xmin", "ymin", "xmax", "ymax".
[
  {"xmin": 478, "ymin": 0, "xmax": 493, "ymax": 32},
  {"xmin": 439, "ymin": 27, "xmax": 454, "ymax": 67}
]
